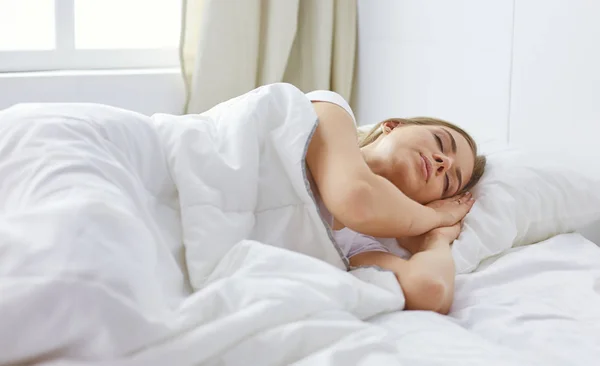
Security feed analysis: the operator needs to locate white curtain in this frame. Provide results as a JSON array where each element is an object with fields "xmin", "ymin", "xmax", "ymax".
[{"xmin": 180, "ymin": 0, "xmax": 357, "ymax": 113}]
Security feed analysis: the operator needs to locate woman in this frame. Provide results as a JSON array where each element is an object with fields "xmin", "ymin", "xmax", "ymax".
[{"xmin": 305, "ymin": 90, "xmax": 486, "ymax": 315}]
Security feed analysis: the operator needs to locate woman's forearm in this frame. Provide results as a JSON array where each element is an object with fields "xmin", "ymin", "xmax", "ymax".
[
  {"xmin": 340, "ymin": 173, "xmax": 442, "ymax": 238},
  {"xmin": 405, "ymin": 235, "xmax": 456, "ymax": 314},
  {"xmin": 348, "ymin": 235, "xmax": 455, "ymax": 314}
]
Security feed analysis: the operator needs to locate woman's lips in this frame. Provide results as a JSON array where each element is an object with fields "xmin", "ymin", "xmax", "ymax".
[{"xmin": 420, "ymin": 153, "xmax": 432, "ymax": 182}]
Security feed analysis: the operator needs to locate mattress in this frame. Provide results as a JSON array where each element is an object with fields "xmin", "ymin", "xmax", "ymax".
[{"xmin": 369, "ymin": 233, "xmax": 600, "ymax": 366}]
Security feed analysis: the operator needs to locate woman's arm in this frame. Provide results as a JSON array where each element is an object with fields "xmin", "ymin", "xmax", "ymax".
[
  {"xmin": 306, "ymin": 102, "xmax": 471, "ymax": 238},
  {"xmin": 349, "ymin": 229, "xmax": 456, "ymax": 314}
]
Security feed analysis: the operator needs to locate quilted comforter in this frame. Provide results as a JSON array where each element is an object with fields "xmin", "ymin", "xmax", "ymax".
[{"xmin": 0, "ymin": 83, "xmax": 404, "ymax": 365}]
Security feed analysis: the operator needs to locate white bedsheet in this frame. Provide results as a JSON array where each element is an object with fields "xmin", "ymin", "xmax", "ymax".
[
  {"xmin": 451, "ymin": 233, "xmax": 600, "ymax": 366},
  {"xmin": 368, "ymin": 233, "xmax": 600, "ymax": 366}
]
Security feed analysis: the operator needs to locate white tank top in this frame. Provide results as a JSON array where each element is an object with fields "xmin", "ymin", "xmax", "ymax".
[{"xmin": 305, "ymin": 90, "xmax": 410, "ymax": 260}]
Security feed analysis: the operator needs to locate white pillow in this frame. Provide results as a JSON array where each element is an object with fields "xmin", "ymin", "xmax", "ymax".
[
  {"xmin": 452, "ymin": 148, "xmax": 600, "ymax": 273},
  {"xmin": 358, "ymin": 123, "xmax": 600, "ymax": 272},
  {"xmin": 357, "ymin": 122, "xmax": 376, "ymax": 130}
]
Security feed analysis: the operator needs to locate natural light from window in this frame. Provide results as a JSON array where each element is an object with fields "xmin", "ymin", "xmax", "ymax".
[
  {"xmin": 74, "ymin": 0, "xmax": 180, "ymax": 49},
  {"xmin": 0, "ymin": 0, "xmax": 181, "ymax": 71},
  {"xmin": 0, "ymin": 0, "xmax": 56, "ymax": 50}
]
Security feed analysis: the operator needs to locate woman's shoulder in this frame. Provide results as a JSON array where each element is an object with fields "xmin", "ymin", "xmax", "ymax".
[{"xmin": 305, "ymin": 90, "xmax": 357, "ymax": 126}]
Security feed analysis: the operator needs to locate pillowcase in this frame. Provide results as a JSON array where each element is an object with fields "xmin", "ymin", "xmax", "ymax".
[{"xmin": 452, "ymin": 147, "xmax": 600, "ymax": 273}]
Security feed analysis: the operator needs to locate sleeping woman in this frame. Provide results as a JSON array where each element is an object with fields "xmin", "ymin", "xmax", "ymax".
[{"xmin": 305, "ymin": 91, "xmax": 486, "ymax": 315}]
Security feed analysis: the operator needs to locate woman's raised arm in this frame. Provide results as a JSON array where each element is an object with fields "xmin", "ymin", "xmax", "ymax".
[{"xmin": 306, "ymin": 102, "xmax": 473, "ymax": 238}]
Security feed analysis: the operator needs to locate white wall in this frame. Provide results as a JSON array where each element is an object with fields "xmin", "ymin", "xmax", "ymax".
[
  {"xmin": 354, "ymin": 0, "xmax": 515, "ymax": 147},
  {"xmin": 509, "ymin": 0, "xmax": 600, "ymax": 154},
  {"xmin": 0, "ymin": 69, "xmax": 185, "ymax": 116}
]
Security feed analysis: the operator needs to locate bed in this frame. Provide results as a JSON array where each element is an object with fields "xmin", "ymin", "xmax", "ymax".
[{"xmin": 1, "ymin": 83, "xmax": 599, "ymax": 365}]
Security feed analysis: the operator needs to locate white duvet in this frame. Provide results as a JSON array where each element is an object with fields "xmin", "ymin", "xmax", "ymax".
[
  {"xmin": 0, "ymin": 83, "xmax": 402, "ymax": 365},
  {"xmin": 1, "ymin": 83, "xmax": 598, "ymax": 365}
]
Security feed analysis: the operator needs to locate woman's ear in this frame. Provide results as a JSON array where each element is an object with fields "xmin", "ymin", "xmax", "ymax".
[{"xmin": 382, "ymin": 120, "xmax": 403, "ymax": 134}]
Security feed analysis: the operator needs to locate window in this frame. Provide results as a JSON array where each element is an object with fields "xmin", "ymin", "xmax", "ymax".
[{"xmin": 0, "ymin": 0, "xmax": 181, "ymax": 72}]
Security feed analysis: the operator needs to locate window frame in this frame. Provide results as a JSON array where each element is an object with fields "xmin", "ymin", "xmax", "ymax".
[{"xmin": 0, "ymin": 0, "xmax": 180, "ymax": 72}]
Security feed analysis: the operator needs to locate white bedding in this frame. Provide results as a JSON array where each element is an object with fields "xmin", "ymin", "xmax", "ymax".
[
  {"xmin": 451, "ymin": 233, "xmax": 600, "ymax": 365},
  {"xmin": 0, "ymin": 83, "xmax": 598, "ymax": 365},
  {"xmin": 369, "ymin": 233, "xmax": 600, "ymax": 366},
  {"xmin": 0, "ymin": 84, "xmax": 402, "ymax": 365}
]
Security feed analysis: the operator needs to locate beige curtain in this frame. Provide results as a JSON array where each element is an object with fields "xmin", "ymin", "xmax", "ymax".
[{"xmin": 180, "ymin": 0, "xmax": 357, "ymax": 113}]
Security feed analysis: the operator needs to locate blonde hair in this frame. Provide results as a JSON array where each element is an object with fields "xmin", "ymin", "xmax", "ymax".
[{"xmin": 358, "ymin": 117, "xmax": 486, "ymax": 193}]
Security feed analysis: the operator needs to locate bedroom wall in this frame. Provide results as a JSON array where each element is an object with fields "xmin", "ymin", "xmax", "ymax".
[
  {"xmin": 509, "ymin": 0, "xmax": 600, "ymax": 154},
  {"xmin": 353, "ymin": 0, "xmax": 515, "ymax": 148}
]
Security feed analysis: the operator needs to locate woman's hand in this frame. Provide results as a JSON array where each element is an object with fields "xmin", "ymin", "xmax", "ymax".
[
  {"xmin": 426, "ymin": 221, "xmax": 463, "ymax": 244},
  {"xmin": 397, "ymin": 220, "xmax": 464, "ymax": 255},
  {"xmin": 428, "ymin": 192, "xmax": 475, "ymax": 227}
]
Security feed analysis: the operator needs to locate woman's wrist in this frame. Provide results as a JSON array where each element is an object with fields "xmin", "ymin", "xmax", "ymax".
[
  {"xmin": 397, "ymin": 232, "xmax": 449, "ymax": 255},
  {"xmin": 421, "ymin": 233, "xmax": 452, "ymax": 251}
]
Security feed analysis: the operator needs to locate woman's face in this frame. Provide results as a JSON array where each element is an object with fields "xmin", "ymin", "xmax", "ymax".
[{"xmin": 362, "ymin": 121, "xmax": 475, "ymax": 204}]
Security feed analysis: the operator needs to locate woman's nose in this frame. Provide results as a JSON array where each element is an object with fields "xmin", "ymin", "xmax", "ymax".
[{"xmin": 433, "ymin": 153, "xmax": 453, "ymax": 174}]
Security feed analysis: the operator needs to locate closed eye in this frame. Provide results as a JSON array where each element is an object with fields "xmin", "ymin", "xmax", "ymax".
[
  {"xmin": 444, "ymin": 174, "xmax": 449, "ymax": 194},
  {"xmin": 434, "ymin": 134, "xmax": 444, "ymax": 152}
]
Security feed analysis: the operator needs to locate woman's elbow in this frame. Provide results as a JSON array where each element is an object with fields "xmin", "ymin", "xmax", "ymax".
[{"xmin": 401, "ymin": 273, "xmax": 451, "ymax": 314}]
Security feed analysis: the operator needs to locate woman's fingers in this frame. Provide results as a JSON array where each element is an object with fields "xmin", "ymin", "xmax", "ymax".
[
  {"xmin": 456, "ymin": 195, "xmax": 476, "ymax": 220},
  {"xmin": 464, "ymin": 192, "xmax": 475, "ymax": 204},
  {"xmin": 454, "ymin": 191, "xmax": 471, "ymax": 200},
  {"xmin": 454, "ymin": 191, "xmax": 472, "ymax": 204}
]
